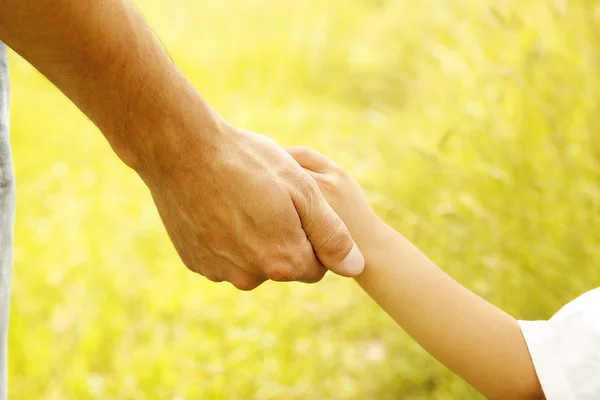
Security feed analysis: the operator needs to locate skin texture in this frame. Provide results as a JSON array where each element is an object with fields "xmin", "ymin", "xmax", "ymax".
[
  {"xmin": 0, "ymin": 0, "xmax": 365, "ymax": 290},
  {"xmin": 286, "ymin": 146, "xmax": 546, "ymax": 400}
]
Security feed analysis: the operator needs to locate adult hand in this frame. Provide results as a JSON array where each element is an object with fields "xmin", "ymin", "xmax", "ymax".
[
  {"xmin": 140, "ymin": 121, "xmax": 365, "ymax": 290},
  {"xmin": 0, "ymin": 0, "xmax": 364, "ymax": 291}
]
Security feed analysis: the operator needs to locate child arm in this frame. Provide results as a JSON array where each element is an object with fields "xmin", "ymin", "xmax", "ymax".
[
  {"xmin": 286, "ymin": 146, "xmax": 544, "ymax": 400},
  {"xmin": 355, "ymin": 225, "xmax": 543, "ymax": 400}
]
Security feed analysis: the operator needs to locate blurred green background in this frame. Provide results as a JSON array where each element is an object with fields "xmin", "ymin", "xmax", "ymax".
[{"xmin": 6, "ymin": 0, "xmax": 600, "ymax": 398}]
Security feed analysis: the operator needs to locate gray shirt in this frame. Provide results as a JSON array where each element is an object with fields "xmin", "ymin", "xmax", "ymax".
[{"xmin": 0, "ymin": 41, "xmax": 16, "ymax": 399}]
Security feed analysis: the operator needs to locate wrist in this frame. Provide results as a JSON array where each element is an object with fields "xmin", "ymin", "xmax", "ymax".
[
  {"xmin": 354, "ymin": 214, "xmax": 396, "ymax": 267},
  {"xmin": 103, "ymin": 74, "xmax": 226, "ymax": 182}
]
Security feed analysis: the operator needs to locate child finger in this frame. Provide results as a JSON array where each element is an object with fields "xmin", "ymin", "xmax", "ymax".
[{"xmin": 285, "ymin": 146, "xmax": 333, "ymax": 174}]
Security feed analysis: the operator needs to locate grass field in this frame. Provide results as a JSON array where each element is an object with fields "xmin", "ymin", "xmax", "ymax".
[{"xmin": 7, "ymin": 0, "xmax": 600, "ymax": 398}]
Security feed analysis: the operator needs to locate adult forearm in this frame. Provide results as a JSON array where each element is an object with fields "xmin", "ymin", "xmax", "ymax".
[
  {"xmin": 355, "ymin": 226, "xmax": 543, "ymax": 399},
  {"xmin": 0, "ymin": 0, "xmax": 220, "ymax": 173},
  {"xmin": 0, "ymin": 0, "xmax": 363, "ymax": 293}
]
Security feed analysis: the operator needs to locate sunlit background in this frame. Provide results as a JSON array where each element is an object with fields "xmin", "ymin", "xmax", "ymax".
[{"xmin": 7, "ymin": 0, "xmax": 600, "ymax": 398}]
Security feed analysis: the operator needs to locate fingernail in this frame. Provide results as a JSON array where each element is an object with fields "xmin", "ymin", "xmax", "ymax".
[{"xmin": 340, "ymin": 245, "xmax": 365, "ymax": 276}]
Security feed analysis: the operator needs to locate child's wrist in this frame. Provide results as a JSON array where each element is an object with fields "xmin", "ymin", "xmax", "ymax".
[{"xmin": 356, "ymin": 215, "xmax": 395, "ymax": 267}]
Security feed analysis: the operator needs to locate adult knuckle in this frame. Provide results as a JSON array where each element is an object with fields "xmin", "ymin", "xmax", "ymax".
[
  {"xmin": 231, "ymin": 278, "xmax": 261, "ymax": 291},
  {"xmin": 203, "ymin": 268, "xmax": 225, "ymax": 283},
  {"xmin": 280, "ymin": 166, "xmax": 311, "ymax": 197},
  {"xmin": 264, "ymin": 263, "xmax": 297, "ymax": 282},
  {"xmin": 302, "ymin": 266, "xmax": 327, "ymax": 283},
  {"xmin": 278, "ymin": 163, "xmax": 295, "ymax": 180},
  {"xmin": 302, "ymin": 175, "xmax": 323, "ymax": 202},
  {"xmin": 242, "ymin": 245, "xmax": 269, "ymax": 272},
  {"xmin": 294, "ymin": 170, "xmax": 316, "ymax": 190}
]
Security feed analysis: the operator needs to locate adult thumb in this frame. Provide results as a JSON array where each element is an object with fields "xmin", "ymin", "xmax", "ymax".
[{"xmin": 302, "ymin": 197, "xmax": 365, "ymax": 277}]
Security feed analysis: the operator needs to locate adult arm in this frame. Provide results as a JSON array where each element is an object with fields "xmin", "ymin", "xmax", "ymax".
[{"xmin": 0, "ymin": 0, "xmax": 365, "ymax": 289}]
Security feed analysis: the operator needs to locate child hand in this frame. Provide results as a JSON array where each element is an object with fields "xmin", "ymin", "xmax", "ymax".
[{"xmin": 286, "ymin": 146, "xmax": 387, "ymax": 263}]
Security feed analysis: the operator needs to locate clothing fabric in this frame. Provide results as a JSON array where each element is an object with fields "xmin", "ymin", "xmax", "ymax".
[
  {"xmin": 519, "ymin": 287, "xmax": 600, "ymax": 400},
  {"xmin": 0, "ymin": 41, "xmax": 15, "ymax": 400}
]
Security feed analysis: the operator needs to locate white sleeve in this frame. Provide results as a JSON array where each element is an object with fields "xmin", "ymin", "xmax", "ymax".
[{"xmin": 518, "ymin": 287, "xmax": 600, "ymax": 400}]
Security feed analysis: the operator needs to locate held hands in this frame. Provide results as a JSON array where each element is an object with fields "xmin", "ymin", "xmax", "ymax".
[
  {"xmin": 0, "ymin": 0, "xmax": 366, "ymax": 292},
  {"xmin": 285, "ymin": 146, "xmax": 388, "ymax": 264},
  {"xmin": 142, "ymin": 122, "xmax": 365, "ymax": 290}
]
